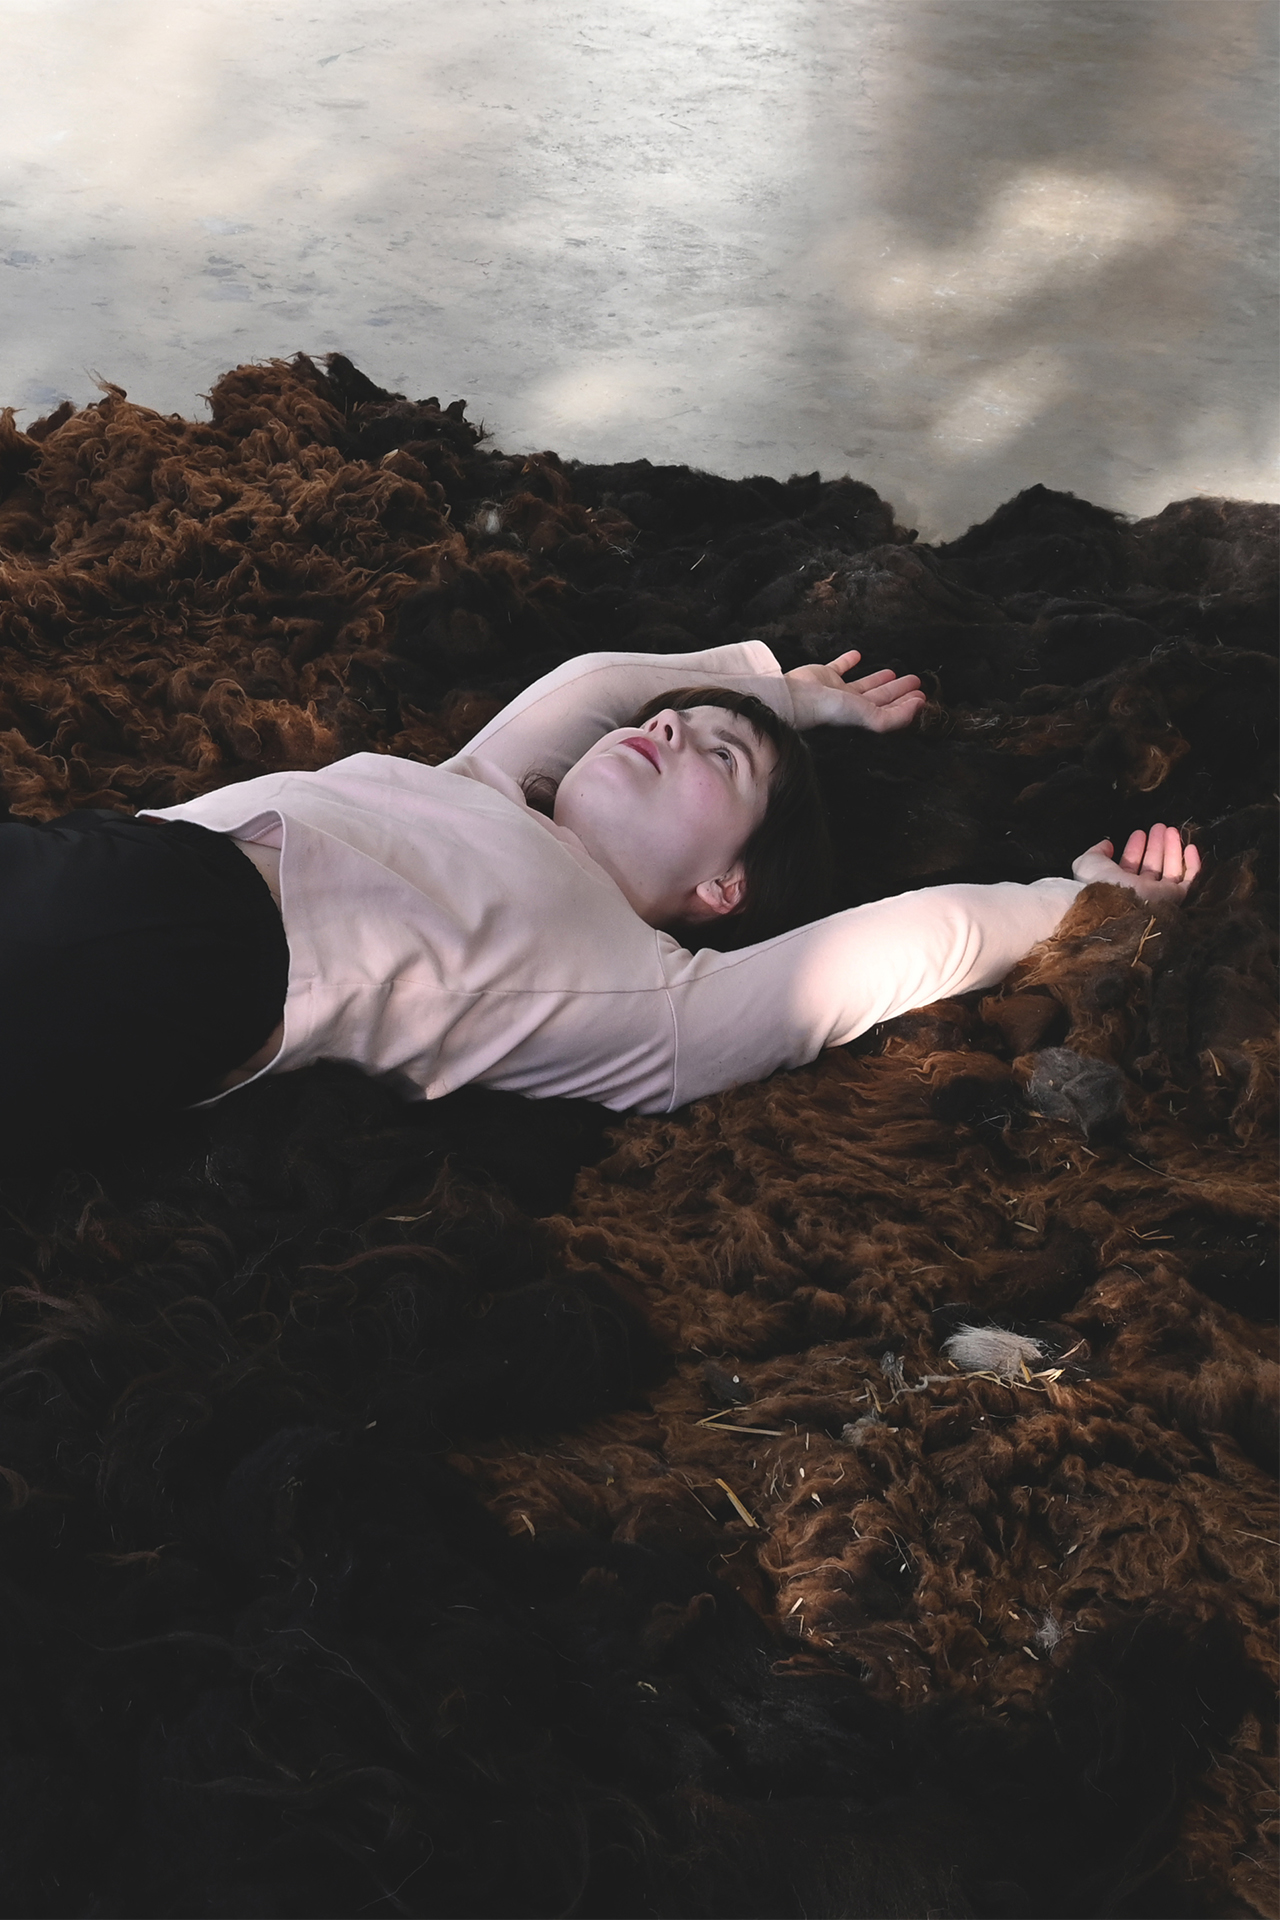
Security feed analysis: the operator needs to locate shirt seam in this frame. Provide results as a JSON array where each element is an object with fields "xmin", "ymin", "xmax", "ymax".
[{"xmin": 658, "ymin": 924, "xmax": 680, "ymax": 1112}]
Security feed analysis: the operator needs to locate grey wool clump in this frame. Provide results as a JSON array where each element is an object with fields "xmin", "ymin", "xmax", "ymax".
[
  {"xmin": 945, "ymin": 1324, "xmax": 1046, "ymax": 1379},
  {"xmin": 1026, "ymin": 1047, "xmax": 1127, "ymax": 1136},
  {"xmin": 840, "ymin": 1412, "xmax": 884, "ymax": 1446}
]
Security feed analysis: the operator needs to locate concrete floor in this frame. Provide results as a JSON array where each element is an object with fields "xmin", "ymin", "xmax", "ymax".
[{"xmin": 1, "ymin": 0, "xmax": 1274, "ymax": 540}]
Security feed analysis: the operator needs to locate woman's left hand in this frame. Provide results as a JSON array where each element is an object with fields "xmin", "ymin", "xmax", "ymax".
[
  {"xmin": 784, "ymin": 650, "xmax": 926, "ymax": 732},
  {"xmin": 1072, "ymin": 824, "xmax": 1201, "ymax": 906}
]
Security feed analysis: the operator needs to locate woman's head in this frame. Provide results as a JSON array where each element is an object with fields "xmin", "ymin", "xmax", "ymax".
[{"xmin": 547, "ymin": 687, "xmax": 832, "ymax": 949}]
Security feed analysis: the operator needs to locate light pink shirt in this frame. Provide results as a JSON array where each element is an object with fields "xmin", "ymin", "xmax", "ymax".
[{"xmin": 145, "ymin": 643, "xmax": 1081, "ymax": 1113}]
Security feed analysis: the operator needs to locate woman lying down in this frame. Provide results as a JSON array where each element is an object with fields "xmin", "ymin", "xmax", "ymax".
[{"xmin": 4, "ymin": 641, "xmax": 1200, "ymax": 1141}]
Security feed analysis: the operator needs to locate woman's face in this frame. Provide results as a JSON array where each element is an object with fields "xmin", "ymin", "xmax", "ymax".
[{"xmin": 554, "ymin": 705, "xmax": 777, "ymax": 928}]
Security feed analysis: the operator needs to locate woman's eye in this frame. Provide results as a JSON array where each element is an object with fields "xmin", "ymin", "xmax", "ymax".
[{"xmin": 714, "ymin": 746, "xmax": 734, "ymax": 766}]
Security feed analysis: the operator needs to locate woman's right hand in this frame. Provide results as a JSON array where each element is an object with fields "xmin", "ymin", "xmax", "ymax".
[{"xmin": 1072, "ymin": 823, "xmax": 1201, "ymax": 906}]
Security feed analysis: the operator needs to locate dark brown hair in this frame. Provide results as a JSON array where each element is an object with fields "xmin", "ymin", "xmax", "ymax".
[{"xmin": 522, "ymin": 686, "xmax": 833, "ymax": 952}]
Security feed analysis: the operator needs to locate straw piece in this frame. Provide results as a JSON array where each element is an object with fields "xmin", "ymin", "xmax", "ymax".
[{"xmin": 713, "ymin": 1478, "xmax": 760, "ymax": 1528}]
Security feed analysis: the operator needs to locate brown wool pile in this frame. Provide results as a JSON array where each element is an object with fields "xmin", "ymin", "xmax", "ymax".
[{"xmin": 0, "ymin": 353, "xmax": 1274, "ymax": 1919}]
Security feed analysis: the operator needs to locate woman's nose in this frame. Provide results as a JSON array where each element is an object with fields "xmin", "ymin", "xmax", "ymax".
[{"xmin": 646, "ymin": 709, "xmax": 683, "ymax": 745}]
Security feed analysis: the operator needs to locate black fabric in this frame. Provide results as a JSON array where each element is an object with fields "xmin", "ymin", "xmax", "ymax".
[{"xmin": 0, "ymin": 811, "xmax": 289, "ymax": 1141}]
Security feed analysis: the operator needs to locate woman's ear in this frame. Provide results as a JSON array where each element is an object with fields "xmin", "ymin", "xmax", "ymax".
[{"xmin": 688, "ymin": 863, "xmax": 747, "ymax": 922}]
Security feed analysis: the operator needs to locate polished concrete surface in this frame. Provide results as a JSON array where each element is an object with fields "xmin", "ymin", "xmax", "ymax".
[{"xmin": 1, "ymin": 0, "xmax": 1274, "ymax": 539}]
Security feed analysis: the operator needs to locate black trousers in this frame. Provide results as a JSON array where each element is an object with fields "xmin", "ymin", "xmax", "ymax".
[{"xmin": 0, "ymin": 810, "xmax": 289, "ymax": 1141}]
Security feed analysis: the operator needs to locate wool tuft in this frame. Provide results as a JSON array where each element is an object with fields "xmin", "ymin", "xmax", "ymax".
[
  {"xmin": 944, "ymin": 1323, "xmax": 1047, "ymax": 1377},
  {"xmin": 1025, "ymin": 1046, "xmax": 1127, "ymax": 1136}
]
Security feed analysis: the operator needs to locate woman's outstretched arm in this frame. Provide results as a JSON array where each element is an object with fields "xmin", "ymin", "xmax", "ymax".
[
  {"xmin": 446, "ymin": 643, "xmax": 924, "ymax": 784},
  {"xmin": 638, "ymin": 826, "xmax": 1199, "ymax": 1113},
  {"xmin": 650, "ymin": 875, "xmax": 1086, "ymax": 1110}
]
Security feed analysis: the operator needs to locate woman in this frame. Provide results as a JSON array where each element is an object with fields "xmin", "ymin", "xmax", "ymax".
[{"xmin": 4, "ymin": 641, "xmax": 1198, "ymax": 1138}]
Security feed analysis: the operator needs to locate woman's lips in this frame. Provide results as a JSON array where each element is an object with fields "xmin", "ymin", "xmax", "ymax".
[{"xmin": 623, "ymin": 736, "xmax": 661, "ymax": 770}]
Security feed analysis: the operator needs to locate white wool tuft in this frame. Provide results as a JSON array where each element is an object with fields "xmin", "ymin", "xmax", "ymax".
[
  {"xmin": 1033, "ymin": 1612, "xmax": 1065, "ymax": 1652},
  {"xmin": 944, "ymin": 1323, "xmax": 1045, "ymax": 1379}
]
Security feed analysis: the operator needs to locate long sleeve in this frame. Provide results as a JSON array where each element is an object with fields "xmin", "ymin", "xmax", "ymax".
[
  {"xmin": 444, "ymin": 641, "xmax": 794, "ymax": 785},
  {"xmin": 645, "ymin": 875, "xmax": 1085, "ymax": 1111}
]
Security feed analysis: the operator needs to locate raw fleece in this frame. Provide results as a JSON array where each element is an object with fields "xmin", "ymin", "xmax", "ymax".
[{"xmin": 0, "ymin": 354, "xmax": 1274, "ymax": 1918}]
